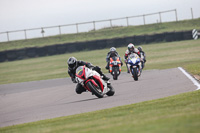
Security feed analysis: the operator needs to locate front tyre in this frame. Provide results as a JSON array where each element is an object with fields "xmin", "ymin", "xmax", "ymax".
[
  {"xmin": 131, "ymin": 67, "xmax": 138, "ymax": 81},
  {"xmin": 106, "ymin": 84, "xmax": 115, "ymax": 96},
  {"xmin": 86, "ymin": 81, "xmax": 104, "ymax": 98},
  {"xmin": 113, "ymin": 67, "xmax": 118, "ymax": 80}
]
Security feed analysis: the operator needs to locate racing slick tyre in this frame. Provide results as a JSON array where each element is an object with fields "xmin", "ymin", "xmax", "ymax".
[
  {"xmin": 113, "ymin": 68, "xmax": 118, "ymax": 80},
  {"xmin": 106, "ymin": 84, "xmax": 115, "ymax": 96},
  {"xmin": 86, "ymin": 81, "xmax": 104, "ymax": 98},
  {"xmin": 131, "ymin": 67, "xmax": 138, "ymax": 81}
]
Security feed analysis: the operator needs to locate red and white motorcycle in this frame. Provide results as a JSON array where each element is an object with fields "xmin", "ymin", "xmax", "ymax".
[{"xmin": 75, "ymin": 65, "xmax": 115, "ymax": 98}]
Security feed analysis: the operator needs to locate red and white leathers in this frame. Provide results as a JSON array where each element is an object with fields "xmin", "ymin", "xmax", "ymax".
[
  {"xmin": 124, "ymin": 44, "xmax": 142, "ymax": 73},
  {"xmin": 124, "ymin": 48, "xmax": 140, "ymax": 62}
]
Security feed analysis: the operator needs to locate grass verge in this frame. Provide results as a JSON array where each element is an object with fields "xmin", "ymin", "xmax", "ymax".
[
  {"xmin": 0, "ymin": 90, "xmax": 199, "ymax": 133},
  {"xmin": 0, "ymin": 39, "xmax": 200, "ymax": 85}
]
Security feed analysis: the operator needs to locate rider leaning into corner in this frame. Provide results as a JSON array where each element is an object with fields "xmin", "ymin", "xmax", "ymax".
[
  {"xmin": 67, "ymin": 57, "xmax": 110, "ymax": 94},
  {"xmin": 105, "ymin": 47, "xmax": 123, "ymax": 70},
  {"xmin": 124, "ymin": 43, "xmax": 141, "ymax": 73}
]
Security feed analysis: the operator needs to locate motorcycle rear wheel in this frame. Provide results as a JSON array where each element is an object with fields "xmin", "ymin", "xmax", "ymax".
[
  {"xmin": 106, "ymin": 84, "xmax": 115, "ymax": 96},
  {"xmin": 86, "ymin": 81, "xmax": 104, "ymax": 98}
]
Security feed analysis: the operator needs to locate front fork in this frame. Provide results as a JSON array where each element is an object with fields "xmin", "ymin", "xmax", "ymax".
[{"xmin": 127, "ymin": 63, "xmax": 142, "ymax": 76}]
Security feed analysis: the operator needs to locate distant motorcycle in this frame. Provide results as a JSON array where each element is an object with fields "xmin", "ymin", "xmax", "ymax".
[
  {"xmin": 75, "ymin": 65, "xmax": 115, "ymax": 98},
  {"xmin": 109, "ymin": 56, "xmax": 122, "ymax": 80},
  {"xmin": 127, "ymin": 53, "xmax": 142, "ymax": 81}
]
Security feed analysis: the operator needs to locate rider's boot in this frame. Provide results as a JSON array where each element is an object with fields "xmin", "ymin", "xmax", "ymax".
[
  {"xmin": 105, "ymin": 62, "xmax": 109, "ymax": 70},
  {"xmin": 102, "ymin": 74, "xmax": 110, "ymax": 81},
  {"xmin": 127, "ymin": 69, "xmax": 130, "ymax": 73},
  {"xmin": 94, "ymin": 66, "xmax": 110, "ymax": 81},
  {"xmin": 126, "ymin": 63, "xmax": 130, "ymax": 73}
]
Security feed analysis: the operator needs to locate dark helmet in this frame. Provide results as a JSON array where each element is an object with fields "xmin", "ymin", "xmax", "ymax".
[
  {"xmin": 67, "ymin": 57, "xmax": 77, "ymax": 69},
  {"xmin": 128, "ymin": 43, "xmax": 135, "ymax": 52},
  {"xmin": 138, "ymin": 46, "xmax": 143, "ymax": 52}
]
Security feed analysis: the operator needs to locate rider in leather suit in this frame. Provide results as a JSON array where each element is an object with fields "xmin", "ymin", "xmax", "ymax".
[
  {"xmin": 67, "ymin": 57, "xmax": 110, "ymax": 94},
  {"xmin": 124, "ymin": 43, "xmax": 141, "ymax": 73},
  {"xmin": 105, "ymin": 47, "xmax": 123, "ymax": 70}
]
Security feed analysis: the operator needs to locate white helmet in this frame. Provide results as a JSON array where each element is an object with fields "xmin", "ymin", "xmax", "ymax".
[
  {"xmin": 128, "ymin": 43, "xmax": 135, "ymax": 52},
  {"xmin": 110, "ymin": 47, "xmax": 116, "ymax": 52}
]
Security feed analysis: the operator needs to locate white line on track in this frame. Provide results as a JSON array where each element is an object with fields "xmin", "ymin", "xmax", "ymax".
[{"xmin": 178, "ymin": 67, "xmax": 200, "ymax": 90}]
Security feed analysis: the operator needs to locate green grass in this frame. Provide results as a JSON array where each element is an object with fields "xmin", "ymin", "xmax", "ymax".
[
  {"xmin": 0, "ymin": 90, "xmax": 199, "ymax": 133},
  {"xmin": 0, "ymin": 39, "xmax": 200, "ymax": 85},
  {"xmin": 0, "ymin": 18, "xmax": 200, "ymax": 51}
]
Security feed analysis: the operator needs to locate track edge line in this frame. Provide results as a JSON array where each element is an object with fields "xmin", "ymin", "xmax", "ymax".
[{"xmin": 178, "ymin": 67, "xmax": 200, "ymax": 90}]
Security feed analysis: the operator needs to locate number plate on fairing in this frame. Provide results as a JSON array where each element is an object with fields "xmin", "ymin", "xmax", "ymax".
[{"xmin": 113, "ymin": 61, "xmax": 118, "ymax": 65}]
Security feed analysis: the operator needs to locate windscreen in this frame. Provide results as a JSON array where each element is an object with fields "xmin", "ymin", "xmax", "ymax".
[
  {"xmin": 76, "ymin": 66, "xmax": 84, "ymax": 76},
  {"xmin": 129, "ymin": 53, "xmax": 136, "ymax": 59}
]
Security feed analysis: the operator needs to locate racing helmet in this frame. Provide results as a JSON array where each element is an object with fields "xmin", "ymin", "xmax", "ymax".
[
  {"xmin": 138, "ymin": 46, "xmax": 143, "ymax": 52},
  {"xmin": 110, "ymin": 47, "xmax": 116, "ymax": 52},
  {"xmin": 128, "ymin": 43, "xmax": 135, "ymax": 52},
  {"xmin": 67, "ymin": 57, "xmax": 77, "ymax": 69}
]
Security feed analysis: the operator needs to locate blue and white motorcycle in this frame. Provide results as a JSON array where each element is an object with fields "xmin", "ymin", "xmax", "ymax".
[{"xmin": 127, "ymin": 53, "xmax": 142, "ymax": 81}]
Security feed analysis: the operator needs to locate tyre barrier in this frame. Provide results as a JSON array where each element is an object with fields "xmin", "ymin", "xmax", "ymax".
[
  {"xmin": 134, "ymin": 35, "xmax": 145, "ymax": 44},
  {"xmin": 26, "ymin": 48, "xmax": 37, "ymax": 58},
  {"xmin": 0, "ymin": 30, "xmax": 194, "ymax": 62}
]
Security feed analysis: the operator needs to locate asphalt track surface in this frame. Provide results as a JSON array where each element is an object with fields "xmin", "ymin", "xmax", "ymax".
[{"xmin": 0, "ymin": 68, "xmax": 198, "ymax": 127}]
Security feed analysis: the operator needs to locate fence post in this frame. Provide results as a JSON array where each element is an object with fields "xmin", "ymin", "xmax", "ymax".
[
  {"xmin": 41, "ymin": 28, "xmax": 45, "ymax": 37},
  {"xmin": 126, "ymin": 17, "xmax": 129, "ymax": 26},
  {"xmin": 143, "ymin": 15, "xmax": 146, "ymax": 25},
  {"xmin": 175, "ymin": 9, "xmax": 178, "ymax": 21},
  {"xmin": 59, "ymin": 26, "xmax": 61, "ymax": 35},
  {"xmin": 24, "ymin": 30, "xmax": 27, "ymax": 39},
  {"xmin": 93, "ymin": 21, "xmax": 96, "ymax": 31},
  {"xmin": 159, "ymin": 12, "xmax": 162, "ymax": 23},
  {"xmin": 6, "ymin": 32, "xmax": 9, "ymax": 41},
  {"xmin": 76, "ymin": 24, "xmax": 79, "ymax": 33},
  {"xmin": 110, "ymin": 19, "xmax": 113, "ymax": 28},
  {"xmin": 191, "ymin": 8, "xmax": 194, "ymax": 19}
]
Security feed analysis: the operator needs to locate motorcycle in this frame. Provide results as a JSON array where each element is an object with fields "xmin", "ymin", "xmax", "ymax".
[
  {"xmin": 109, "ymin": 56, "xmax": 122, "ymax": 80},
  {"xmin": 127, "ymin": 53, "xmax": 142, "ymax": 81},
  {"xmin": 75, "ymin": 65, "xmax": 115, "ymax": 98}
]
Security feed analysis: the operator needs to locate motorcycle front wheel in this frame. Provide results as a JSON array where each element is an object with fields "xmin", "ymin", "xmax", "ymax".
[
  {"xmin": 113, "ymin": 67, "xmax": 118, "ymax": 80},
  {"xmin": 131, "ymin": 67, "xmax": 138, "ymax": 81},
  {"xmin": 86, "ymin": 81, "xmax": 104, "ymax": 98}
]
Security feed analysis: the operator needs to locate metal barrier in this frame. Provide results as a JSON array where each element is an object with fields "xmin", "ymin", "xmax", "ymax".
[{"xmin": 0, "ymin": 9, "xmax": 178, "ymax": 42}]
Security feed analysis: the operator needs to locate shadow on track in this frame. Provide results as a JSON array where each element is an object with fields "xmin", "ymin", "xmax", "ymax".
[{"xmin": 59, "ymin": 97, "xmax": 99, "ymax": 105}]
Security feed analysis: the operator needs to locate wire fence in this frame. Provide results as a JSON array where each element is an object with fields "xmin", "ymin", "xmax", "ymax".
[{"xmin": 0, "ymin": 9, "xmax": 182, "ymax": 42}]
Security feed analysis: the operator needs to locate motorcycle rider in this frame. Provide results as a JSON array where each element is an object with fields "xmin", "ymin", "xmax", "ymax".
[
  {"xmin": 124, "ymin": 43, "xmax": 141, "ymax": 73},
  {"xmin": 67, "ymin": 57, "xmax": 110, "ymax": 94},
  {"xmin": 105, "ymin": 47, "xmax": 123, "ymax": 70},
  {"xmin": 138, "ymin": 46, "xmax": 146, "ymax": 69}
]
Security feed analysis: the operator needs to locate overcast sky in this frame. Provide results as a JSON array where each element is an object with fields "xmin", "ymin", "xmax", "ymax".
[{"xmin": 0, "ymin": 0, "xmax": 200, "ymax": 32}]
